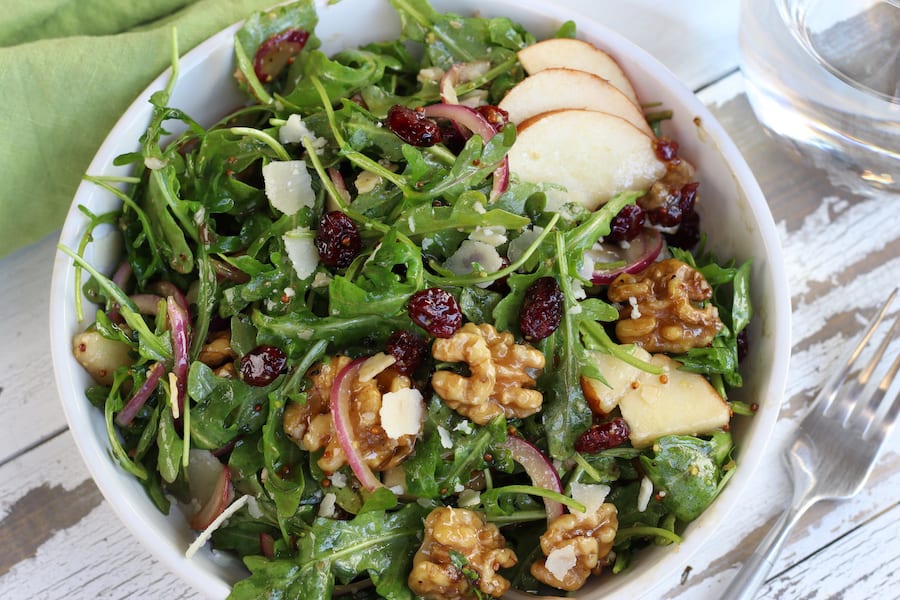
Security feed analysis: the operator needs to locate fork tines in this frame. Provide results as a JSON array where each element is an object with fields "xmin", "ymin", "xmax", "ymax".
[{"xmin": 818, "ymin": 288, "xmax": 900, "ymax": 441}]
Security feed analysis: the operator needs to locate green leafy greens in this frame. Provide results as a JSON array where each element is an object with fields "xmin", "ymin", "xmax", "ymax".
[{"xmin": 63, "ymin": 1, "xmax": 754, "ymax": 598}]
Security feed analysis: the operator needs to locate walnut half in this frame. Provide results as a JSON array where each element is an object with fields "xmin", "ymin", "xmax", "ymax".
[
  {"xmin": 530, "ymin": 503, "xmax": 619, "ymax": 591},
  {"xmin": 431, "ymin": 323, "xmax": 545, "ymax": 425},
  {"xmin": 608, "ymin": 258, "xmax": 722, "ymax": 353},
  {"xmin": 408, "ymin": 507, "xmax": 517, "ymax": 600},
  {"xmin": 282, "ymin": 355, "xmax": 420, "ymax": 474}
]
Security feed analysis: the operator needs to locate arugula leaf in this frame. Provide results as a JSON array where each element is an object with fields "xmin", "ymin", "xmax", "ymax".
[
  {"xmin": 187, "ymin": 362, "xmax": 277, "ymax": 449},
  {"xmin": 230, "ymin": 503, "xmax": 429, "ymax": 600},
  {"xmin": 640, "ymin": 434, "xmax": 732, "ymax": 522}
]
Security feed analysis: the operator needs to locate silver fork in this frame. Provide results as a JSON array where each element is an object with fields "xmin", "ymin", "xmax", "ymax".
[{"xmin": 722, "ymin": 288, "xmax": 900, "ymax": 600}]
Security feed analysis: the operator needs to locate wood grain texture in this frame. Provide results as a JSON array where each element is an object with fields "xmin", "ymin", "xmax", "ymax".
[{"xmin": 0, "ymin": 234, "xmax": 68, "ymax": 467}]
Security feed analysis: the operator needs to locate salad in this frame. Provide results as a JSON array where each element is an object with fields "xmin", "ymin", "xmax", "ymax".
[{"xmin": 63, "ymin": 0, "xmax": 753, "ymax": 598}]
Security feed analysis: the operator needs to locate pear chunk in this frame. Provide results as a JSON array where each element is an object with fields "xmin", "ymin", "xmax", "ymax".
[
  {"xmin": 617, "ymin": 354, "xmax": 731, "ymax": 448},
  {"xmin": 517, "ymin": 38, "xmax": 640, "ymax": 106},
  {"xmin": 498, "ymin": 68, "xmax": 653, "ymax": 136},
  {"xmin": 507, "ymin": 109, "xmax": 666, "ymax": 210},
  {"xmin": 581, "ymin": 346, "xmax": 652, "ymax": 416}
]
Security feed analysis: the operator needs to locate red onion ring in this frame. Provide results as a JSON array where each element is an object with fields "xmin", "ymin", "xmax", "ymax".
[
  {"xmin": 116, "ymin": 361, "xmax": 166, "ymax": 426},
  {"xmin": 421, "ymin": 103, "xmax": 509, "ymax": 201},
  {"xmin": 500, "ymin": 435, "xmax": 565, "ymax": 521},
  {"xmin": 166, "ymin": 296, "xmax": 191, "ymax": 412},
  {"xmin": 149, "ymin": 281, "xmax": 188, "ymax": 312},
  {"xmin": 330, "ymin": 357, "xmax": 382, "ymax": 491},
  {"xmin": 188, "ymin": 462, "xmax": 234, "ymax": 531},
  {"xmin": 129, "ymin": 293, "xmax": 163, "ymax": 315},
  {"xmin": 589, "ymin": 227, "xmax": 663, "ymax": 285}
]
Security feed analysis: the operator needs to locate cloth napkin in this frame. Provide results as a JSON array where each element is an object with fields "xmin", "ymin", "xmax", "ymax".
[{"xmin": 0, "ymin": 0, "xmax": 281, "ymax": 259}]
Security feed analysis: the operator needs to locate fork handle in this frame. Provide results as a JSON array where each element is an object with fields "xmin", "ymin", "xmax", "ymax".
[{"xmin": 720, "ymin": 501, "xmax": 813, "ymax": 600}]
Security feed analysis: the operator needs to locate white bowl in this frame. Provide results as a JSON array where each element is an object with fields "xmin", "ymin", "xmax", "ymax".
[{"xmin": 49, "ymin": 0, "xmax": 791, "ymax": 598}]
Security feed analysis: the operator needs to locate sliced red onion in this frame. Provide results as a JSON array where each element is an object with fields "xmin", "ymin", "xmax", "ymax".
[
  {"xmin": 188, "ymin": 454, "xmax": 235, "ymax": 531},
  {"xmin": 330, "ymin": 357, "xmax": 382, "ymax": 491},
  {"xmin": 167, "ymin": 295, "xmax": 191, "ymax": 412},
  {"xmin": 421, "ymin": 103, "xmax": 509, "ymax": 200},
  {"xmin": 259, "ymin": 532, "xmax": 275, "ymax": 559},
  {"xmin": 327, "ymin": 167, "xmax": 352, "ymax": 209},
  {"xmin": 117, "ymin": 361, "xmax": 166, "ymax": 426},
  {"xmin": 149, "ymin": 281, "xmax": 188, "ymax": 312},
  {"xmin": 112, "ymin": 261, "xmax": 132, "ymax": 290},
  {"xmin": 439, "ymin": 61, "xmax": 491, "ymax": 105},
  {"xmin": 589, "ymin": 227, "xmax": 663, "ymax": 285},
  {"xmin": 129, "ymin": 293, "xmax": 163, "ymax": 315},
  {"xmin": 209, "ymin": 257, "xmax": 251, "ymax": 283},
  {"xmin": 500, "ymin": 435, "xmax": 565, "ymax": 521}
]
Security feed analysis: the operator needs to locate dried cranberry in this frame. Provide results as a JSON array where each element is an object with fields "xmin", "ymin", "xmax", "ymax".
[
  {"xmin": 574, "ymin": 417, "xmax": 630, "ymax": 453},
  {"xmin": 648, "ymin": 181, "xmax": 699, "ymax": 228},
  {"xmin": 519, "ymin": 277, "xmax": 564, "ymax": 341},
  {"xmin": 253, "ymin": 29, "xmax": 310, "ymax": 83},
  {"xmin": 407, "ymin": 288, "xmax": 463, "ymax": 338},
  {"xmin": 606, "ymin": 204, "xmax": 646, "ymax": 243},
  {"xmin": 386, "ymin": 330, "xmax": 428, "ymax": 375},
  {"xmin": 437, "ymin": 120, "xmax": 466, "ymax": 154},
  {"xmin": 475, "ymin": 105, "xmax": 510, "ymax": 132},
  {"xmin": 386, "ymin": 105, "xmax": 442, "ymax": 147},
  {"xmin": 239, "ymin": 345, "xmax": 287, "ymax": 386},
  {"xmin": 665, "ymin": 209, "xmax": 701, "ymax": 249},
  {"xmin": 315, "ymin": 211, "xmax": 361, "ymax": 268},
  {"xmin": 654, "ymin": 137, "xmax": 679, "ymax": 162}
]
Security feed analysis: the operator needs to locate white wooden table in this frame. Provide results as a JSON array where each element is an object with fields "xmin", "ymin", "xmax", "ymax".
[{"xmin": 2, "ymin": 1, "xmax": 899, "ymax": 598}]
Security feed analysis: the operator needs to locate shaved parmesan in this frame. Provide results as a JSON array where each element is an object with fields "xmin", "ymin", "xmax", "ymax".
[
  {"xmin": 318, "ymin": 492, "xmax": 337, "ymax": 517},
  {"xmin": 570, "ymin": 482, "xmax": 611, "ymax": 514},
  {"xmin": 358, "ymin": 352, "xmax": 397, "ymax": 382},
  {"xmin": 545, "ymin": 544, "xmax": 578, "ymax": 581},
  {"xmin": 263, "ymin": 160, "xmax": 315, "ymax": 215},
  {"xmin": 637, "ymin": 476, "xmax": 653, "ymax": 512},
  {"xmin": 444, "ymin": 240, "xmax": 503, "ymax": 288},
  {"xmin": 437, "ymin": 425, "xmax": 453, "ymax": 449},
  {"xmin": 379, "ymin": 388, "xmax": 424, "ymax": 439},
  {"xmin": 458, "ymin": 489, "xmax": 481, "ymax": 507},
  {"xmin": 278, "ymin": 114, "xmax": 327, "ymax": 153},
  {"xmin": 282, "ymin": 227, "xmax": 318, "ymax": 280},
  {"xmin": 185, "ymin": 495, "xmax": 250, "ymax": 559},
  {"xmin": 469, "ymin": 225, "xmax": 508, "ymax": 247},
  {"xmin": 507, "ymin": 226, "xmax": 543, "ymax": 263}
]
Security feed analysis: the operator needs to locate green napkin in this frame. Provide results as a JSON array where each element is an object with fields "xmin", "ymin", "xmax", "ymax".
[{"xmin": 0, "ymin": 0, "xmax": 281, "ymax": 258}]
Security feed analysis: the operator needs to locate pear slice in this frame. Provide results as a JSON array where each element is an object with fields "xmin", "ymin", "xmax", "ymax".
[
  {"xmin": 617, "ymin": 354, "xmax": 732, "ymax": 448},
  {"xmin": 581, "ymin": 346, "xmax": 653, "ymax": 416},
  {"xmin": 517, "ymin": 38, "xmax": 640, "ymax": 106},
  {"xmin": 508, "ymin": 109, "xmax": 666, "ymax": 210},
  {"xmin": 498, "ymin": 68, "xmax": 653, "ymax": 136}
]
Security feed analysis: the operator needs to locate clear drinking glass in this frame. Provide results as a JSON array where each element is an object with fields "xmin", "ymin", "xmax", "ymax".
[{"xmin": 739, "ymin": 0, "xmax": 900, "ymax": 191}]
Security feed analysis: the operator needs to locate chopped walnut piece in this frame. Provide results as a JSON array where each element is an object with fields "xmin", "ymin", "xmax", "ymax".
[
  {"xmin": 608, "ymin": 258, "xmax": 723, "ymax": 353},
  {"xmin": 197, "ymin": 330, "xmax": 236, "ymax": 368},
  {"xmin": 530, "ymin": 503, "xmax": 619, "ymax": 591},
  {"xmin": 639, "ymin": 156, "xmax": 696, "ymax": 212},
  {"xmin": 282, "ymin": 355, "xmax": 421, "ymax": 474},
  {"xmin": 409, "ymin": 507, "xmax": 517, "ymax": 600},
  {"xmin": 431, "ymin": 323, "xmax": 545, "ymax": 425}
]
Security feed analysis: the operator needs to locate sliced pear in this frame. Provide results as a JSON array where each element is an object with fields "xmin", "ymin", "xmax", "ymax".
[
  {"xmin": 508, "ymin": 109, "xmax": 666, "ymax": 210},
  {"xmin": 581, "ymin": 346, "xmax": 652, "ymax": 416},
  {"xmin": 617, "ymin": 354, "xmax": 732, "ymax": 448},
  {"xmin": 517, "ymin": 38, "xmax": 640, "ymax": 106},
  {"xmin": 499, "ymin": 68, "xmax": 653, "ymax": 136},
  {"xmin": 72, "ymin": 329, "xmax": 134, "ymax": 386}
]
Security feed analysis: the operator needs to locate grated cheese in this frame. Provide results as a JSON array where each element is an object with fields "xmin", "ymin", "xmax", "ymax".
[{"xmin": 185, "ymin": 495, "xmax": 250, "ymax": 559}]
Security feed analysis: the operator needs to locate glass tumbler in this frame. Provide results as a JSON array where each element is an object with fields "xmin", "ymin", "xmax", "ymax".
[{"xmin": 739, "ymin": 0, "xmax": 900, "ymax": 191}]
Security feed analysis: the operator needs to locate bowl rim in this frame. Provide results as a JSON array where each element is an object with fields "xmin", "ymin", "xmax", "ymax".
[{"xmin": 49, "ymin": 1, "xmax": 791, "ymax": 598}]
